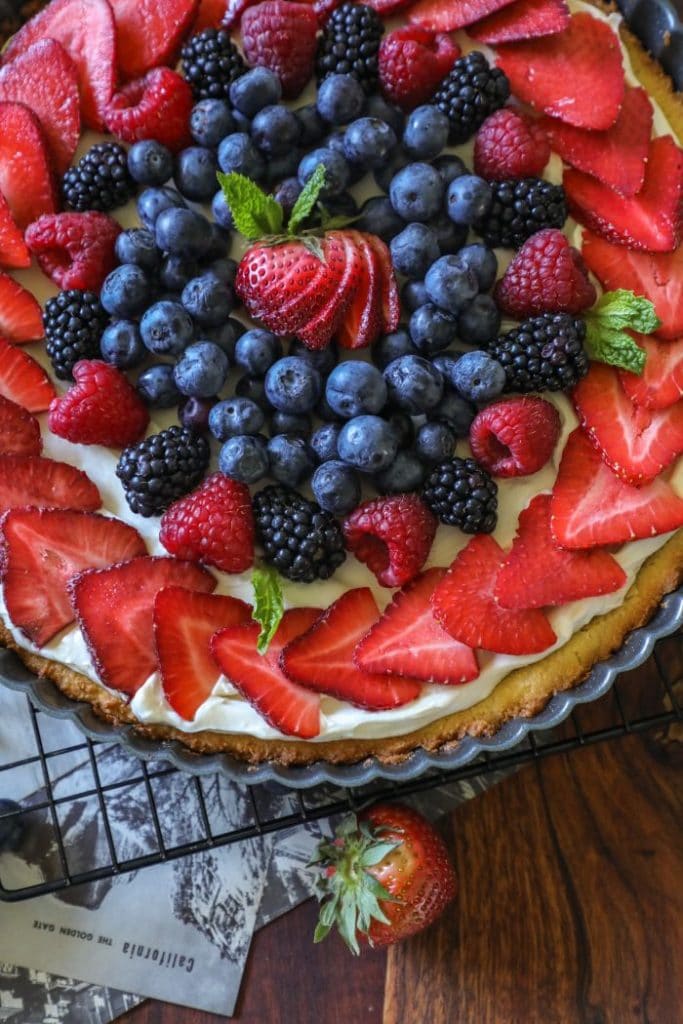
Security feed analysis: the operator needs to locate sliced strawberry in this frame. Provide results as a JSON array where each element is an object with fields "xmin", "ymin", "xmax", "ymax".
[
  {"xmin": 0, "ymin": 339, "xmax": 56, "ymax": 412},
  {"xmin": 0, "ymin": 275, "xmax": 43, "ymax": 344},
  {"xmin": 469, "ymin": 0, "xmax": 569, "ymax": 44},
  {"xmin": 573, "ymin": 362, "xmax": 683, "ymax": 484},
  {"xmin": 581, "ymin": 232, "xmax": 683, "ymax": 341},
  {"xmin": 542, "ymin": 86, "xmax": 652, "ymax": 198},
  {"xmin": 564, "ymin": 134, "xmax": 683, "ymax": 253},
  {"xmin": 0, "ymin": 193, "xmax": 30, "ymax": 270},
  {"xmin": 0, "ymin": 101, "xmax": 56, "ymax": 229},
  {"xmin": 0, "ymin": 40, "xmax": 81, "ymax": 175},
  {"xmin": 337, "ymin": 232, "xmax": 383, "ymax": 350},
  {"xmin": 2, "ymin": 0, "xmax": 117, "ymax": 131},
  {"xmin": 211, "ymin": 607, "xmax": 323, "ymax": 738},
  {"xmin": 296, "ymin": 232, "xmax": 363, "ymax": 350},
  {"xmin": 408, "ymin": 0, "xmax": 517, "ymax": 32},
  {"xmin": 70, "ymin": 556, "xmax": 216, "ymax": 695},
  {"xmin": 0, "ymin": 396, "xmax": 41, "ymax": 456},
  {"xmin": 154, "ymin": 586, "xmax": 252, "ymax": 720},
  {"xmin": 431, "ymin": 535, "xmax": 556, "ymax": 655},
  {"xmin": 551, "ymin": 427, "xmax": 683, "ymax": 549},
  {"xmin": 0, "ymin": 455, "xmax": 101, "ymax": 515},
  {"xmin": 0, "ymin": 508, "xmax": 145, "ymax": 646},
  {"xmin": 281, "ymin": 588, "xmax": 422, "ymax": 710},
  {"xmin": 619, "ymin": 335, "xmax": 683, "ymax": 411},
  {"xmin": 110, "ymin": 0, "xmax": 199, "ymax": 80},
  {"xmin": 494, "ymin": 494, "xmax": 626, "ymax": 610},
  {"xmin": 365, "ymin": 232, "xmax": 401, "ymax": 334},
  {"xmin": 354, "ymin": 568, "xmax": 479, "ymax": 685},
  {"xmin": 496, "ymin": 12, "xmax": 625, "ymax": 131}
]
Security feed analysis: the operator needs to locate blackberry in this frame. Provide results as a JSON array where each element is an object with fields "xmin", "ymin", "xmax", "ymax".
[
  {"xmin": 116, "ymin": 425, "xmax": 210, "ymax": 517},
  {"xmin": 475, "ymin": 178, "xmax": 567, "ymax": 249},
  {"xmin": 181, "ymin": 28, "xmax": 246, "ymax": 100},
  {"xmin": 489, "ymin": 314, "xmax": 589, "ymax": 393},
  {"xmin": 422, "ymin": 457, "xmax": 497, "ymax": 533},
  {"xmin": 43, "ymin": 289, "xmax": 109, "ymax": 380},
  {"xmin": 315, "ymin": 3, "xmax": 383, "ymax": 94},
  {"xmin": 253, "ymin": 484, "xmax": 346, "ymax": 583},
  {"xmin": 434, "ymin": 52, "xmax": 509, "ymax": 145},
  {"xmin": 62, "ymin": 143, "xmax": 136, "ymax": 213}
]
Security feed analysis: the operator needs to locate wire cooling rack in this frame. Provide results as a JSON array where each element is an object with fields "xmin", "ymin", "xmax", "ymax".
[{"xmin": 1, "ymin": 627, "xmax": 681, "ymax": 902}]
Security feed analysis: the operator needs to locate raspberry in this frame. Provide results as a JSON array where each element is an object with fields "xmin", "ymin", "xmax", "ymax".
[
  {"xmin": 494, "ymin": 228, "xmax": 597, "ymax": 319},
  {"xmin": 25, "ymin": 212, "xmax": 121, "ymax": 292},
  {"xmin": 474, "ymin": 108, "xmax": 550, "ymax": 181},
  {"xmin": 343, "ymin": 494, "xmax": 437, "ymax": 588},
  {"xmin": 105, "ymin": 67, "xmax": 193, "ymax": 153},
  {"xmin": 469, "ymin": 397, "xmax": 561, "ymax": 478},
  {"xmin": 48, "ymin": 360, "xmax": 150, "ymax": 448},
  {"xmin": 378, "ymin": 26, "xmax": 460, "ymax": 112},
  {"xmin": 241, "ymin": 1, "xmax": 318, "ymax": 99},
  {"xmin": 159, "ymin": 472, "xmax": 255, "ymax": 574}
]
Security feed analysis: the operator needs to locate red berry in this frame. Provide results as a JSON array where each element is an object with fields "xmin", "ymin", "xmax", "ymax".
[
  {"xmin": 0, "ymin": 101, "xmax": 56, "ymax": 230},
  {"xmin": 110, "ymin": 0, "xmax": 199, "ymax": 80},
  {"xmin": 0, "ymin": 193, "xmax": 30, "ymax": 271},
  {"xmin": 0, "ymin": 396, "xmax": 42, "ymax": 456},
  {"xmin": 105, "ymin": 67, "xmax": 193, "ymax": 153},
  {"xmin": 474, "ymin": 108, "xmax": 550, "ymax": 181},
  {"xmin": 26, "ymin": 212, "xmax": 121, "ymax": 292},
  {"xmin": 379, "ymin": 26, "xmax": 460, "ymax": 112},
  {"xmin": 469, "ymin": 397, "xmax": 561, "ymax": 478},
  {"xmin": 241, "ymin": 1, "xmax": 318, "ymax": 99},
  {"xmin": 343, "ymin": 494, "xmax": 437, "ymax": 588},
  {"xmin": 160, "ymin": 472, "xmax": 255, "ymax": 574},
  {"xmin": 0, "ymin": 274, "xmax": 44, "ymax": 344},
  {"xmin": 494, "ymin": 228, "xmax": 596, "ymax": 319},
  {"xmin": 48, "ymin": 360, "xmax": 150, "ymax": 448}
]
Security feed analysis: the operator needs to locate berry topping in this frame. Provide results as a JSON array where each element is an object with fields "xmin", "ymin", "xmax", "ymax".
[
  {"xmin": 476, "ymin": 177, "xmax": 567, "ymax": 249},
  {"xmin": 422, "ymin": 456, "xmax": 497, "ymax": 533},
  {"xmin": 0, "ymin": 454, "xmax": 101, "ymax": 516},
  {"xmin": 343, "ymin": 494, "xmax": 437, "ymax": 588},
  {"xmin": 408, "ymin": 0, "xmax": 516, "ymax": 31},
  {"xmin": 111, "ymin": 0, "xmax": 199, "ymax": 80},
  {"xmin": 474, "ymin": 109, "xmax": 550, "ymax": 182},
  {"xmin": 105, "ymin": 67, "xmax": 194, "ymax": 152},
  {"xmin": 619, "ymin": 335, "xmax": 683, "ymax": 411},
  {"xmin": 43, "ymin": 290, "xmax": 109, "ymax": 380},
  {"xmin": 241, "ymin": 1, "xmax": 319, "ymax": 99},
  {"xmin": 316, "ymin": 3, "xmax": 383, "ymax": 95},
  {"xmin": 160, "ymin": 472, "xmax": 255, "ymax": 574},
  {"xmin": 469, "ymin": 396, "xmax": 561, "ymax": 478},
  {"xmin": 0, "ymin": 274, "xmax": 43, "ymax": 344},
  {"xmin": 25, "ymin": 211, "xmax": 122, "ymax": 293},
  {"xmin": 181, "ymin": 28, "xmax": 246, "ymax": 100},
  {"xmin": 354, "ymin": 567, "xmax": 479, "ymax": 685},
  {"xmin": 430, "ymin": 534, "xmax": 556, "ymax": 655},
  {"xmin": 468, "ymin": 0, "xmax": 569, "ymax": 43},
  {"xmin": 70, "ymin": 556, "xmax": 216, "ymax": 695},
  {"xmin": 0, "ymin": 101, "xmax": 56, "ymax": 230},
  {"xmin": 0, "ymin": 195, "xmax": 30, "ymax": 271},
  {"xmin": 253, "ymin": 484, "xmax": 346, "ymax": 582},
  {"xmin": 62, "ymin": 142, "xmax": 136, "ymax": 213},
  {"xmin": 489, "ymin": 313, "xmax": 588, "ymax": 393},
  {"xmin": 0, "ymin": 338, "xmax": 55, "ymax": 412},
  {"xmin": 0, "ymin": 396, "xmax": 42, "ymax": 457},
  {"xmin": 494, "ymin": 228, "xmax": 596, "ymax": 318},
  {"xmin": 433, "ymin": 51, "xmax": 509, "ymax": 144},
  {"xmin": 378, "ymin": 26, "xmax": 460, "ymax": 112},
  {"xmin": 116, "ymin": 425, "xmax": 211, "ymax": 517},
  {"xmin": 48, "ymin": 360, "xmax": 151, "ymax": 448}
]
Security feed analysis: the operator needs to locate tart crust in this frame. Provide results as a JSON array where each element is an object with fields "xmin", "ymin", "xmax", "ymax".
[{"xmin": 2, "ymin": 0, "xmax": 683, "ymax": 767}]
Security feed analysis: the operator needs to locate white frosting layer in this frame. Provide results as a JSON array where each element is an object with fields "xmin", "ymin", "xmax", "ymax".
[{"xmin": 1, "ymin": 0, "xmax": 680, "ymax": 743}]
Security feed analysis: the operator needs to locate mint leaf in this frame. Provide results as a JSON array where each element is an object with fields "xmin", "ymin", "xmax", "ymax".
[
  {"xmin": 217, "ymin": 171, "xmax": 283, "ymax": 240},
  {"xmin": 583, "ymin": 289, "xmax": 660, "ymax": 375},
  {"xmin": 251, "ymin": 566, "xmax": 284, "ymax": 655},
  {"xmin": 288, "ymin": 164, "xmax": 327, "ymax": 235}
]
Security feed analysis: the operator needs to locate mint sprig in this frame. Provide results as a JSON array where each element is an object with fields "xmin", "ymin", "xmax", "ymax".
[
  {"xmin": 288, "ymin": 164, "xmax": 326, "ymax": 235},
  {"xmin": 584, "ymin": 290, "xmax": 661, "ymax": 375},
  {"xmin": 251, "ymin": 566, "xmax": 284, "ymax": 655},
  {"xmin": 217, "ymin": 164, "xmax": 328, "ymax": 243}
]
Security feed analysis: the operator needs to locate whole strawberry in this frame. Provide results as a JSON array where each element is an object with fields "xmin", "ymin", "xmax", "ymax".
[
  {"xmin": 312, "ymin": 803, "xmax": 457, "ymax": 953},
  {"xmin": 48, "ymin": 360, "xmax": 150, "ymax": 447},
  {"xmin": 159, "ymin": 472, "xmax": 255, "ymax": 573},
  {"xmin": 494, "ymin": 228, "xmax": 596, "ymax": 318},
  {"xmin": 379, "ymin": 26, "xmax": 460, "ymax": 111},
  {"xmin": 241, "ymin": 0, "xmax": 318, "ymax": 98},
  {"xmin": 343, "ymin": 494, "xmax": 437, "ymax": 587},
  {"xmin": 474, "ymin": 108, "xmax": 550, "ymax": 181}
]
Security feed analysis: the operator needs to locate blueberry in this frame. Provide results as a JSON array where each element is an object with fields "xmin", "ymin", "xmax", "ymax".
[
  {"xmin": 115, "ymin": 229, "xmax": 161, "ymax": 273},
  {"xmin": 401, "ymin": 279, "xmax": 429, "ymax": 313},
  {"xmin": 431, "ymin": 353, "xmax": 460, "ymax": 382},
  {"xmin": 232, "ymin": 109, "xmax": 252, "ymax": 133},
  {"xmin": 409, "ymin": 303, "xmax": 457, "ymax": 355},
  {"xmin": 217, "ymin": 133, "xmax": 265, "ymax": 180},
  {"xmin": 273, "ymin": 177, "xmax": 303, "ymax": 217},
  {"xmin": 356, "ymin": 196, "xmax": 405, "ymax": 242},
  {"xmin": 127, "ymin": 141, "xmax": 173, "ymax": 186},
  {"xmin": 0, "ymin": 799, "xmax": 24, "ymax": 851},
  {"xmin": 326, "ymin": 362, "xmax": 388, "ymax": 419},
  {"xmin": 269, "ymin": 410, "xmax": 311, "ymax": 438},
  {"xmin": 451, "ymin": 350, "xmax": 506, "ymax": 403},
  {"xmin": 290, "ymin": 338, "xmax": 338, "ymax": 376},
  {"xmin": 433, "ymin": 154, "xmax": 467, "ymax": 188},
  {"xmin": 432, "ymin": 388, "xmax": 476, "ymax": 437},
  {"xmin": 430, "ymin": 213, "xmax": 468, "ymax": 255},
  {"xmin": 236, "ymin": 374, "xmax": 270, "ymax": 408},
  {"xmin": 190, "ymin": 99, "xmax": 235, "ymax": 147},
  {"xmin": 337, "ymin": 415, "xmax": 399, "ymax": 472},
  {"xmin": 207, "ymin": 257, "xmax": 238, "ymax": 286},
  {"xmin": 375, "ymin": 450, "xmax": 425, "ymax": 494},
  {"xmin": 298, "ymin": 147, "xmax": 350, "ymax": 197},
  {"xmin": 173, "ymin": 146, "xmax": 219, "ymax": 201},
  {"xmin": 230, "ymin": 66, "xmax": 281, "ymax": 117},
  {"xmin": 324, "ymin": 191, "xmax": 360, "ymax": 219},
  {"xmin": 264, "ymin": 148, "xmax": 303, "ymax": 184},
  {"xmin": 296, "ymin": 104, "xmax": 328, "ymax": 147},
  {"xmin": 384, "ymin": 354, "xmax": 443, "ymax": 414},
  {"xmin": 209, "ymin": 396, "xmax": 265, "ymax": 439},
  {"xmin": 402, "ymin": 105, "xmax": 449, "ymax": 160},
  {"xmin": 316, "ymin": 392, "xmax": 342, "ymax": 423},
  {"xmin": 457, "ymin": 243, "xmax": 498, "ymax": 292},
  {"xmin": 218, "ymin": 434, "xmax": 270, "ymax": 484},
  {"xmin": 390, "ymin": 223, "xmax": 440, "ymax": 280},
  {"xmin": 265, "ymin": 356, "xmax": 322, "ymax": 413},
  {"xmin": 363, "ymin": 94, "xmax": 405, "ymax": 137},
  {"xmin": 317, "ymin": 73, "xmax": 365, "ymax": 125},
  {"xmin": 387, "ymin": 410, "xmax": 414, "ymax": 449},
  {"xmin": 140, "ymin": 300, "xmax": 194, "ymax": 356},
  {"xmin": 374, "ymin": 150, "xmax": 410, "ymax": 193},
  {"xmin": 235, "ymin": 328, "xmax": 282, "ymax": 376},
  {"xmin": 204, "ymin": 316, "xmax": 244, "ymax": 360},
  {"xmin": 174, "ymin": 340, "xmax": 230, "ymax": 398},
  {"xmin": 155, "ymin": 206, "xmax": 212, "ymax": 259},
  {"xmin": 310, "ymin": 422, "xmax": 341, "ymax": 463},
  {"xmin": 311, "ymin": 460, "xmax": 361, "ymax": 514},
  {"xmin": 137, "ymin": 364, "xmax": 182, "ymax": 407},
  {"xmin": 343, "ymin": 117, "xmax": 397, "ymax": 168},
  {"xmin": 211, "ymin": 189, "xmax": 234, "ymax": 230},
  {"xmin": 389, "ymin": 163, "xmax": 443, "ymax": 222},
  {"xmin": 372, "ymin": 328, "xmax": 417, "ymax": 370},
  {"xmin": 415, "ymin": 421, "xmax": 456, "ymax": 462},
  {"xmin": 136, "ymin": 186, "xmax": 186, "ymax": 230},
  {"xmin": 252, "ymin": 105, "xmax": 301, "ymax": 156},
  {"xmin": 100, "ymin": 264, "xmax": 151, "ymax": 317},
  {"xmin": 179, "ymin": 396, "xmax": 216, "ymax": 433},
  {"xmin": 267, "ymin": 434, "xmax": 316, "ymax": 486},
  {"xmin": 458, "ymin": 294, "xmax": 501, "ymax": 346},
  {"xmin": 425, "ymin": 254, "xmax": 479, "ymax": 314},
  {"xmin": 203, "ymin": 222, "xmax": 231, "ymax": 262},
  {"xmin": 160, "ymin": 254, "xmax": 199, "ymax": 291},
  {"xmin": 100, "ymin": 320, "xmax": 145, "ymax": 369},
  {"xmin": 447, "ymin": 175, "xmax": 493, "ymax": 226},
  {"xmin": 181, "ymin": 273, "xmax": 234, "ymax": 327}
]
